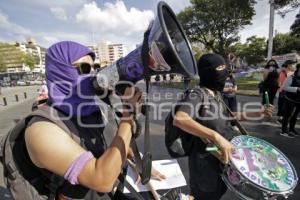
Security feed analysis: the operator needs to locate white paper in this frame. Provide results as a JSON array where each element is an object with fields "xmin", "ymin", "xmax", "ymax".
[{"xmin": 123, "ymin": 159, "xmax": 187, "ymax": 193}]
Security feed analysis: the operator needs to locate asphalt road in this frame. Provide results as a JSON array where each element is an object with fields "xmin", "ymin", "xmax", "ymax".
[{"xmin": 0, "ymin": 85, "xmax": 299, "ymax": 200}]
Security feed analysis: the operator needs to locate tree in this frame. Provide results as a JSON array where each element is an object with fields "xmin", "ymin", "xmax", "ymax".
[
  {"xmin": 0, "ymin": 43, "xmax": 24, "ymax": 72},
  {"xmin": 231, "ymin": 36, "xmax": 266, "ymax": 65},
  {"xmin": 275, "ymin": 0, "xmax": 300, "ymax": 16},
  {"xmin": 291, "ymin": 13, "xmax": 300, "ymax": 37},
  {"xmin": 22, "ymin": 53, "xmax": 39, "ymax": 71},
  {"xmin": 273, "ymin": 33, "xmax": 300, "ymax": 55},
  {"xmin": 177, "ymin": 0, "xmax": 256, "ymax": 57}
]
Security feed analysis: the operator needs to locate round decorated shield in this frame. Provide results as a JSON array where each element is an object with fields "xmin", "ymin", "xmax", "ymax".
[{"xmin": 230, "ymin": 135, "xmax": 298, "ymax": 193}]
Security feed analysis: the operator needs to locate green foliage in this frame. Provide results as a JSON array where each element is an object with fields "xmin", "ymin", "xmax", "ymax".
[
  {"xmin": 0, "ymin": 42, "xmax": 40, "ymax": 71},
  {"xmin": 275, "ymin": 0, "xmax": 300, "ymax": 16},
  {"xmin": 0, "ymin": 43, "xmax": 24, "ymax": 72},
  {"xmin": 192, "ymin": 45, "xmax": 211, "ymax": 60},
  {"xmin": 273, "ymin": 33, "xmax": 300, "ymax": 55},
  {"xmin": 230, "ymin": 36, "xmax": 266, "ymax": 65},
  {"xmin": 178, "ymin": 0, "xmax": 256, "ymax": 56},
  {"xmin": 22, "ymin": 54, "xmax": 38, "ymax": 71},
  {"xmin": 291, "ymin": 13, "xmax": 300, "ymax": 38}
]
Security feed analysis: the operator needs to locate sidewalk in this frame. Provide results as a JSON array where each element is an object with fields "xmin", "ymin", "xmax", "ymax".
[{"xmin": 0, "ymin": 85, "xmax": 40, "ymax": 112}]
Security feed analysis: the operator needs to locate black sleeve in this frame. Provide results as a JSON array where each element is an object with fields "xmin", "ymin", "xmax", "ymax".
[{"xmin": 175, "ymin": 91, "xmax": 203, "ymax": 119}]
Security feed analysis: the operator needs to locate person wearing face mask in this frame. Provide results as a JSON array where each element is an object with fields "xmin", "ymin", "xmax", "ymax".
[
  {"xmin": 7, "ymin": 41, "xmax": 165, "ymax": 200},
  {"xmin": 262, "ymin": 59, "xmax": 279, "ymax": 105},
  {"xmin": 280, "ymin": 63, "xmax": 300, "ymax": 138},
  {"xmin": 170, "ymin": 54, "xmax": 273, "ymax": 200},
  {"xmin": 222, "ymin": 70, "xmax": 238, "ymax": 131},
  {"xmin": 277, "ymin": 60, "xmax": 296, "ymax": 123}
]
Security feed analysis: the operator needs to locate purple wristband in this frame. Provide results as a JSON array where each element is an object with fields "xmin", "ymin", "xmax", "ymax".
[{"xmin": 64, "ymin": 151, "xmax": 94, "ymax": 185}]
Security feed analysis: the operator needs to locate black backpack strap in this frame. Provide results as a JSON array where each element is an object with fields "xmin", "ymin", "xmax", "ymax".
[
  {"xmin": 45, "ymin": 173, "xmax": 65, "ymax": 200},
  {"xmin": 30, "ymin": 105, "xmax": 80, "ymax": 144},
  {"xmin": 117, "ymin": 174, "xmax": 144, "ymax": 200}
]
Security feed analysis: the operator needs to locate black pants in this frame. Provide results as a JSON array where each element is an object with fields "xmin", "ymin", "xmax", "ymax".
[
  {"xmin": 277, "ymin": 91, "xmax": 286, "ymax": 117},
  {"xmin": 282, "ymin": 99, "xmax": 300, "ymax": 132},
  {"xmin": 189, "ymin": 153, "xmax": 227, "ymax": 200},
  {"xmin": 262, "ymin": 87, "xmax": 278, "ymax": 105}
]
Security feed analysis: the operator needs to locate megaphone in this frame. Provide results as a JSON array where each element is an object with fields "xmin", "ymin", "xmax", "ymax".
[
  {"xmin": 93, "ymin": 1, "xmax": 198, "ymax": 186},
  {"xmin": 93, "ymin": 1, "xmax": 198, "ymax": 92}
]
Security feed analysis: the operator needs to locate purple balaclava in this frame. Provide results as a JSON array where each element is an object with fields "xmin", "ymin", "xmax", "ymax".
[{"xmin": 45, "ymin": 41, "xmax": 99, "ymax": 117}]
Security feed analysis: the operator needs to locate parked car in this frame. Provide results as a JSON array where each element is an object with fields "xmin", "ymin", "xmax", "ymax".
[
  {"xmin": 29, "ymin": 80, "xmax": 43, "ymax": 85},
  {"xmin": 17, "ymin": 80, "xmax": 26, "ymax": 86}
]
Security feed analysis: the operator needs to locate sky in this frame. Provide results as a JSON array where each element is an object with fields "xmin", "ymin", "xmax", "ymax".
[{"xmin": 0, "ymin": 0, "xmax": 298, "ymax": 49}]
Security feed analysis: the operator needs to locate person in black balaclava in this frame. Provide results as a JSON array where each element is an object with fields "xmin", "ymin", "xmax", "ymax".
[
  {"xmin": 169, "ymin": 53, "xmax": 273, "ymax": 200},
  {"xmin": 198, "ymin": 53, "xmax": 229, "ymax": 92}
]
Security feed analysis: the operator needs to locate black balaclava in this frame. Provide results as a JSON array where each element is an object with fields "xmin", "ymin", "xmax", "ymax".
[{"xmin": 197, "ymin": 53, "xmax": 229, "ymax": 91}]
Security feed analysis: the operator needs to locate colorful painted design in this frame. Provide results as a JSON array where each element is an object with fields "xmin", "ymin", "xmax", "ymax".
[{"xmin": 230, "ymin": 136, "xmax": 297, "ymax": 192}]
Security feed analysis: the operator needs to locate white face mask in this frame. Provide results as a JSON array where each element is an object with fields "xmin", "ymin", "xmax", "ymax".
[{"xmin": 269, "ymin": 67, "xmax": 274, "ymax": 71}]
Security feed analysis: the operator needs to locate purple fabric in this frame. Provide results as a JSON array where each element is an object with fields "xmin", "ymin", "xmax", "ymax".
[
  {"xmin": 118, "ymin": 47, "xmax": 144, "ymax": 81},
  {"xmin": 45, "ymin": 41, "xmax": 99, "ymax": 116},
  {"xmin": 64, "ymin": 151, "xmax": 94, "ymax": 185}
]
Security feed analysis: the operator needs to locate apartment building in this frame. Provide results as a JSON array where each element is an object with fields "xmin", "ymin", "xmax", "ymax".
[
  {"xmin": 98, "ymin": 42, "xmax": 128, "ymax": 66},
  {"xmin": 0, "ymin": 37, "xmax": 46, "ymax": 73}
]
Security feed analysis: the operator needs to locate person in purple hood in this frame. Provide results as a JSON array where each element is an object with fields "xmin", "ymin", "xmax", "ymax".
[{"xmin": 19, "ymin": 41, "xmax": 164, "ymax": 200}]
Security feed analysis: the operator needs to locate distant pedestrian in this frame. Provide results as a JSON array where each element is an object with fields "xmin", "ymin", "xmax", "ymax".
[
  {"xmin": 170, "ymin": 73, "xmax": 175, "ymax": 82},
  {"xmin": 183, "ymin": 76, "xmax": 190, "ymax": 90},
  {"xmin": 262, "ymin": 59, "xmax": 279, "ymax": 105},
  {"xmin": 162, "ymin": 74, "xmax": 167, "ymax": 83},
  {"xmin": 154, "ymin": 74, "xmax": 160, "ymax": 86},
  {"xmin": 32, "ymin": 82, "xmax": 48, "ymax": 111},
  {"xmin": 277, "ymin": 60, "xmax": 296, "ymax": 123},
  {"xmin": 222, "ymin": 71, "xmax": 238, "ymax": 131},
  {"xmin": 281, "ymin": 63, "xmax": 300, "ymax": 138}
]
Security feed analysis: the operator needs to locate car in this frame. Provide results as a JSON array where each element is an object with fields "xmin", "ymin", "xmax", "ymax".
[
  {"xmin": 17, "ymin": 80, "xmax": 27, "ymax": 86},
  {"xmin": 29, "ymin": 80, "xmax": 43, "ymax": 85}
]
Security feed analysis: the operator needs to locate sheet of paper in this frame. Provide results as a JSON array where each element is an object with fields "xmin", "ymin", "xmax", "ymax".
[{"xmin": 124, "ymin": 159, "xmax": 187, "ymax": 193}]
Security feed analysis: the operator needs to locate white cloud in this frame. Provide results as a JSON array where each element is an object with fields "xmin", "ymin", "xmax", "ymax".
[
  {"xmin": 0, "ymin": 10, "xmax": 31, "ymax": 36},
  {"xmin": 11, "ymin": 0, "xmax": 87, "ymax": 7},
  {"xmin": 76, "ymin": 1, "xmax": 154, "ymax": 44},
  {"xmin": 50, "ymin": 7, "xmax": 68, "ymax": 21},
  {"xmin": 42, "ymin": 36, "xmax": 59, "ymax": 45},
  {"xmin": 239, "ymin": 1, "xmax": 298, "ymax": 42},
  {"xmin": 36, "ymin": 32, "xmax": 90, "ymax": 47}
]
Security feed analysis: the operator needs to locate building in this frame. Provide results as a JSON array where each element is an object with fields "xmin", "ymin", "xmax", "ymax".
[
  {"xmin": 0, "ymin": 43, "xmax": 25, "ymax": 72},
  {"xmin": 272, "ymin": 53, "xmax": 299, "ymax": 67},
  {"xmin": 0, "ymin": 37, "xmax": 46, "ymax": 73},
  {"xmin": 26, "ymin": 38, "xmax": 47, "ymax": 73},
  {"xmin": 87, "ymin": 45, "xmax": 100, "ymax": 64},
  {"xmin": 98, "ymin": 42, "xmax": 128, "ymax": 66}
]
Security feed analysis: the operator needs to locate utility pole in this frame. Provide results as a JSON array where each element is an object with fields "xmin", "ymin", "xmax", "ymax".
[{"xmin": 267, "ymin": 0, "xmax": 275, "ymax": 60}]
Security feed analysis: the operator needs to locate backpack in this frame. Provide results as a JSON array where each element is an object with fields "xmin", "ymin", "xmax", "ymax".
[
  {"xmin": 164, "ymin": 87, "xmax": 209, "ymax": 158},
  {"xmin": 0, "ymin": 105, "xmax": 159, "ymax": 200},
  {"xmin": 0, "ymin": 105, "xmax": 82, "ymax": 200}
]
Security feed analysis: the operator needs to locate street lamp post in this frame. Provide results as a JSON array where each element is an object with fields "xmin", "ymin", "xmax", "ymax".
[{"xmin": 267, "ymin": 0, "xmax": 275, "ymax": 60}]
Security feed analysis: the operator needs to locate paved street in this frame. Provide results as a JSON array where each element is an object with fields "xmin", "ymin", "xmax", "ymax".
[
  {"xmin": 0, "ymin": 85, "xmax": 299, "ymax": 200},
  {"xmin": 0, "ymin": 85, "xmax": 41, "ymax": 112}
]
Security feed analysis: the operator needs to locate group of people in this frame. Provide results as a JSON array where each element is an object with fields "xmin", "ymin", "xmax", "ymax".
[
  {"xmin": 5, "ymin": 41, "xmax": 274, "ymax": 200},
  {"xmin": 261, "ymin": 59, "xmax": 300, "ymax": 138}
]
